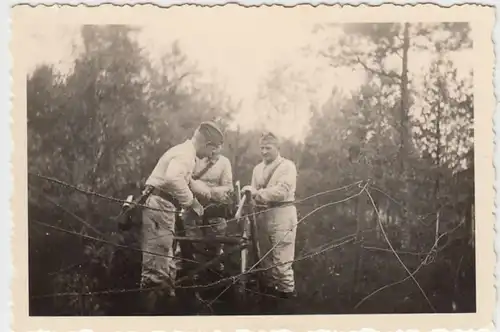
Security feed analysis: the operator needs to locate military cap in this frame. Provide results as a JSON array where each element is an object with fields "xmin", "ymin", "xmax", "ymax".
[
  {"xmin": 259, "ymin": 131, "xmax": 280, "ymax": 146},
  {"xmin": 198, "ymin": 121, "xmax": 224, "ymax": 146}
]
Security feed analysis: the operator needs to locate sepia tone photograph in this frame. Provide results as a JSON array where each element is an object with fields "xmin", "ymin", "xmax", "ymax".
[{"xmin": 10, "ymin": 3, "xmax": 495, "ymax": 332}]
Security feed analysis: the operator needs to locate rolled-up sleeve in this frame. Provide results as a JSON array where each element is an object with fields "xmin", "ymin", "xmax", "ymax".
[
  {"xmin": 164, "ymin": 156, "xmax": 194, "ymax": 207},
  {"xmin": 255, "ymin": 162, "xmax": 297, "ymax": 203}
]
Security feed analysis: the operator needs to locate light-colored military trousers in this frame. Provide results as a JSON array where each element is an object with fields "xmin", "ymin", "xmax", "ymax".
[
  {"xmin": 141, "ymin": 195, "xmax": 178, "ymax": 296},
  {"xmin": 255, "ymin": 205, "xmax": 297, "ymax": 293}
]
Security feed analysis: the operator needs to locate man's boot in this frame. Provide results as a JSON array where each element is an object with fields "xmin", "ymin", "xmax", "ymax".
[
  {"xmin": 156, "ymin": 289, "xmax": 178, "ymax": 315},
  {"xmin": 259, "ymin": 285, "xmax": 279, "ymax": 314},
  {"xmin": 274, "ymin": 290, "xmax": 297, "ymax": 315},
  {"xmin": 139, "ymin": 289, "xmax": 160, "ymax": 315}
]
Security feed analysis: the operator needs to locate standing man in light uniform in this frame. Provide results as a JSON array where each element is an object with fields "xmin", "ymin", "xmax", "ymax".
[
  {"xmin": 188, "ymin": 143, "xmax": 234, "ymax": 271},
  {"xmin": 243, "ymin": 131, "xmax": 298, "ymax": 301},
  {"xmin": 140, "ymin": 121, "xmax": 224, "ymax": 313}
]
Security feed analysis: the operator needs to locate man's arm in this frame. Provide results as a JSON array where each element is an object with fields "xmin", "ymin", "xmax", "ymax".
[
  {"xmin": 190, "ymin": 178, "xmax": 212, "ymax": 201},
  {"xmin": 221, "ymin": 158, "xmax": 233, "ymax": 190},
  {"xmin": 210, "ymin": 158, "xmax": 234, "ymax": 201},
  {"xmin": 250, "ymin": 165, "xmax": 259, "ymax": 189},
  {"xmin": 241, "ymin": 165, "xmax": 259, "ymax": 198},
  {"xmin": 254, "ymin": 161, "xmax": 297, "ymax": 203},
  {"xmin": 163, "ymin": 156, "xmax": 195, "ymax": 208}
]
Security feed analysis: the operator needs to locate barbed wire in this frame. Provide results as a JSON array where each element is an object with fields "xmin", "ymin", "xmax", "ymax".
[
  {"xmin": 32, "ymin": 220, "xmax": 201, "ymax": 265},
  {"xmin": 353, "ymin": 215, "xmax": 466, "ymax": 310},
  {"xmin": 28, "ymin": 173, "xmax": 366, "ymax": 275},
  {"xmin": 29, "ymin": 172, "xmax": 179, "ymax": 213},
  {"xmin": 187, "ymin": 180, "xmax": 364, "ymax": 231},
  {"xmin": 30, "ymin": 232, "xmax": 359, "ymax": 299},
  {"xmin": 183, "ymin": 227, "xmax": 378, "ymax": 292},
  {"xmin": 29, "ymin": 174, "xmax": 366, "ymax": 303},
  {"xmin": 358, "ymin": 188, "xmax": 438, "ymax": 312},
  {"xmin": 371, "ymin": 188, "xmax": 436, "ymax": 310},
  {"xmin": 205, "ymin": 181, "xmax": 370, "ymax": 304},
  {"xmin": 47, "ymin": 261, "xmax": 89, "ymax": 277},
  {"xmin": 29, "ymin": 172, "xmax": 363, "ymax": 232},
  {"xmin": 28, "ymin": 175, "xmax": 466, "ymax": 315},
  {"xmin": 361, "ymin": 245, "xmax": 430, "ymax": 256},
  {"xmin": 196, "ymin": 235, "xmax": 360, "ymax": 312},
  {"xmin": 370, "ymin": 185, "xmax": 441, "ymax": 227},
  {"xmin": 30, "ymin": 185, "xmax": 104, "ymax": 236},
  {"xmin": 30, "ymin": 189, "xmax": 365, "ymax": 300}
]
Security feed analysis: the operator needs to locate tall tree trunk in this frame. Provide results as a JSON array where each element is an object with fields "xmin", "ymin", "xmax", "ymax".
[
  {"xmin": 399, "ymin": 22, "xmax": 411, "ymax": 171},
  {"xmin": 435, "ymin": 97, "xmax": 442, "ymax": 207},
  {"xmin": 399, "ymin": 23, "xmax": 411, "ymax": 248}
]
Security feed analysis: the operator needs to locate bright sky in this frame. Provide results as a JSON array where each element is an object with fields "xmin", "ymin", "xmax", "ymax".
[{"xmin": 25, "ymin": 12, "xmax": 473, "ymax": 142}]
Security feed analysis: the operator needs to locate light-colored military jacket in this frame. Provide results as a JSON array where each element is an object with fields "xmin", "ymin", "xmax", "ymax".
[
  {"xmin": 145, "ymin": 139, "xmax": 196, "ymax": 207},
  {"xmin": 191, "ymin": 155, "xmax": 233, "ymax": 203},
  {"xmin": 251, "ymin": 155, "xmax": 297, "ymax": 203}
]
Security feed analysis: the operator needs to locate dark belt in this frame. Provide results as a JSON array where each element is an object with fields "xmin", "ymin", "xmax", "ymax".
[{"xmin": 145, "ymin": 185, "xmax": 181, "ymax": 210}]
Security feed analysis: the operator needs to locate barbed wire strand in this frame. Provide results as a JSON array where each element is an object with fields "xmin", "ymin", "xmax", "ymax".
[
  {"xmin": 353, "ymin": 216, "xmax": 466, "ymax": 310},
  {"xmin": 186, "ymin": 180, "xmax": 363, "ymax": 231},
  {"xmin": 32, "ymin": 220, "xmax": 201, "ymax": 265},
  {"xmin": 33, "ymin": 174, "xmax": 362, "ymax": 290},
  {"xmin": 361, "ymin": 245, "xmax": 429, "ymax": 256},
  {"xmin": 31, "ymin": 185, "xmax": 104, "ymax": 236},
  {"xmin": 28, "ymin": 177, "xmax": 468, "ymax": 317},
  {"xmin": 361, "ymin": 188, "xmax": 436, "ymax": 312},
  {"xmin": 246, "ymin": 182, "xmax": 369, "ymax": 276},
  {"xmin": 370, "ymin": 185, "xmax": 440, "ymax": 227},
  {"xmin": 29, "ymin": 173, "xmax": 365, "ymax": 281},
  {"xmin": 28, "ymin": 172, "xmax": 178, "ymax": 213},
  {"xmin": 29, "ymin": 172, "xmax": 362, "ymax": 231},
  {"xmin": 205, "ymin": 183, "xmax": 368, "ymax": 305},
  {"xmin": 189, "ymin": 227, "xmax": 378, "ymax": 290},
  {"xmin": 199, "ymin": 236, "xmax": 359, "ymax": 312},
  {"xmin": 31, "ymin": 230, "xmax": 358, "ymax": 300},
  {"xmin": 47, "ymin": 261, "xmax": 89, "ymax": 277},
  {"xmin": 30, "ymin": 198, "xmax": 364, "ymax": 300},
  {"xmin": 31, "ymin": 179, "xmax": 455, "ymax": 313}
]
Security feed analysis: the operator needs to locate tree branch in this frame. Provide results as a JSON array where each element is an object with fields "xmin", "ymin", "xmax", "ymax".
[{"xmin": 355, "ymin": 56, "xmax": 401, "ymax": 83}]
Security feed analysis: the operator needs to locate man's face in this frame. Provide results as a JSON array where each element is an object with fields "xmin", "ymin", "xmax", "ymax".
[
  {"xmin": 210, "ymin": 145, "xmax": 222, "ymax": 159},
  {"xmin": 260, "ymin": 143, "xmax": 279, "ymax": 163},
  {"xmin": 197, "ymin": 143, "xmax": 217, "ymax": 159}
]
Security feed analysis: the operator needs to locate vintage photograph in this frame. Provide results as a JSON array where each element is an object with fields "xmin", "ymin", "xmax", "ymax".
[{"xmin": 11, "ymin": 3, "xmax": 495, "ymax": 331}]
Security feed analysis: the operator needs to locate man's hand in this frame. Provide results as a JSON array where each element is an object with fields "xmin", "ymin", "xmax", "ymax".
[
  {"xmin": 211, "ymin": 187, "xmax": 233, "ymax": 203},
  {"xmin": 242, "ymin": 185, "xmax": 257, "ymax": 197},
  {"xmin": 189, "ymin": 179, "xmax": 212, "ymax": 201}
]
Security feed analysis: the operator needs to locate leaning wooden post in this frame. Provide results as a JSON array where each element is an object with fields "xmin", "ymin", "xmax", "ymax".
[
  {"xmin": 235, "ymin": 181, "xmax": 248, "ymax": 275},
  {"xmin": 233, "ymin": 187, "xmax": 249, "ymax": 305},
  {"xmin": 238, "ymin": 202, "xmax": 249, "ymax": 274}
]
